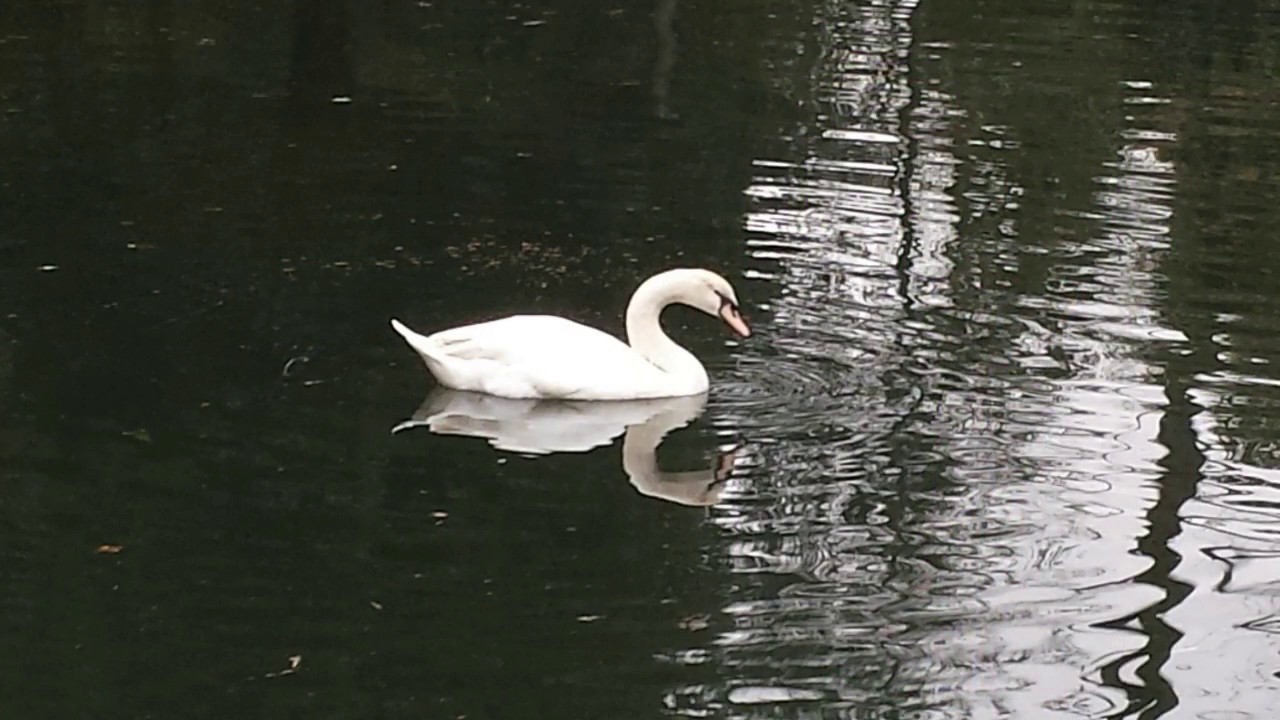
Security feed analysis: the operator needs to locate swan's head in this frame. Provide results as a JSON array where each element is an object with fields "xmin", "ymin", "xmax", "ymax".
[{"xmin": 668, "ymin": 269, "xmax": 752, "ymax": 338}]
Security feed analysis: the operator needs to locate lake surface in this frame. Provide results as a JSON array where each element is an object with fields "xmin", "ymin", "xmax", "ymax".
[{"xmin": 4, "ymin": 1, "xmax": 1280, "ymax": 717}]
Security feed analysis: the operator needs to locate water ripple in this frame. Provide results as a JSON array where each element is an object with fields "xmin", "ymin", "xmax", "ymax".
[{"xmin": 651, "ymin": 0, "xmax": 1280, "ymax": 717}]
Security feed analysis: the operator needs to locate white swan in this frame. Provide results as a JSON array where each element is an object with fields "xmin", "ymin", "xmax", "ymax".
[
  {"xmin": 393, "ymin": 389, "xmax": 736, "ymax": 505},
  {"xmin": 390, "ymin": 268, "xmax": 750, "ymax": 400}
]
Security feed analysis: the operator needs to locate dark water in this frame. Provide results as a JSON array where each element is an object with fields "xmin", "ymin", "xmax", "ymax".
[{"xmin": 4, "ymin": 0, "xmax": 1280, "ymax": 717}]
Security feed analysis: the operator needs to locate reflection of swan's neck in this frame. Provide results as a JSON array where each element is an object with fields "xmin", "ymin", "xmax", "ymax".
[
  {"xmin": 622, "ymin": 399, "xmax": 723, "ymax": 507},
  {"xmin": 625, "ymin": 273, "xmax": 707, "ymax": 388},
  {"xmin": 622, "ymin": 416, "xmax": 669, "ymax": 483}
]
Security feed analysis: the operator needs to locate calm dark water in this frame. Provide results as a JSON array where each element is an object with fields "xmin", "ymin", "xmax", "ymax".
[{"xmin": 3, "ymin": 0, "xmax": 1280, "ymax": 717}]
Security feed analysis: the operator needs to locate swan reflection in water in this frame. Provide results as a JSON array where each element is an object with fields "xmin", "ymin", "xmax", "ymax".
[{"xmin": 393, "ymin": 389, "xmax": 736, "ymax": 506}]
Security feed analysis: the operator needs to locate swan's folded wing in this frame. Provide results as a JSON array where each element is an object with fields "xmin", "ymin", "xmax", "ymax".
[
  {"xmin": 426, "ymin": 315, "xmax": 667, "ymax": 399},
  {"xmin": 427, "ymin": 315, "xmax": 627, "ymax": 361}
]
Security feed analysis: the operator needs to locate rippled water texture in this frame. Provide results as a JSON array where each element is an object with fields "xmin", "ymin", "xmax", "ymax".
[
  {"xmin": 3, "ymin": 0, "xmax": 1280, "ymax": 718},
  {"xmin": 694, "ymin": 1, "xmax": 1280, "ymax": 718}
]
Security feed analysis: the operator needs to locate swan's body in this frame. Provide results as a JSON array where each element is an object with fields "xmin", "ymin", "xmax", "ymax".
[
  {"xmin": 391, "ymin": 315, "xmax": 697, "ymax": 400},
  {"xmin": 390, "ymin": 268, "xmax": 750, "ymax": 400}
]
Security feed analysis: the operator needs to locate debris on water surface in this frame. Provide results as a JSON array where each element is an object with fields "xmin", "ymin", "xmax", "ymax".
[
  {"xmin": 263, "ymin": 655, "xmax": 302, "ymax": 678},
  {"xmin": 679, "ymin": 614, "xmax": 710, "ymax": 632},
  {"xmin": 281, "ymin": 356, "xmax": 308, "ymax": 378}
]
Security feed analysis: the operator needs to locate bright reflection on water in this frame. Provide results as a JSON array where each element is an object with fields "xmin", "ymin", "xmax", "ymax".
[
  {"xmin": 394, "ymin": 390, "xmax": 733, "ymax": 506},
  {"xmin": 661, "ymin": 1, "xmax": 1280, "ymax": 718}
]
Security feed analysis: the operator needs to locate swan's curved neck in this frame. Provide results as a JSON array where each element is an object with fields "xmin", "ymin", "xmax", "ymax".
[{"xmin": 625, "ymin": 273, "xmax": 708, "ymax": 390}]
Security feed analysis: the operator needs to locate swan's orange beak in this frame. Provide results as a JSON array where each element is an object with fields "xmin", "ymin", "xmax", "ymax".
[{"xmin": 719, "ymin": 302, "xmax": 751, "ymax": 338}]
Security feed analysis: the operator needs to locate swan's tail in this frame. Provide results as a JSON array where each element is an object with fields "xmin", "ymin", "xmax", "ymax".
[
  {"xmin": 390, "ymin": 317, "xmax": 420, "ymax": 341},
  {"xmin": 390, "ymin": 318, "xmax": 444, "ymax": 364}
]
